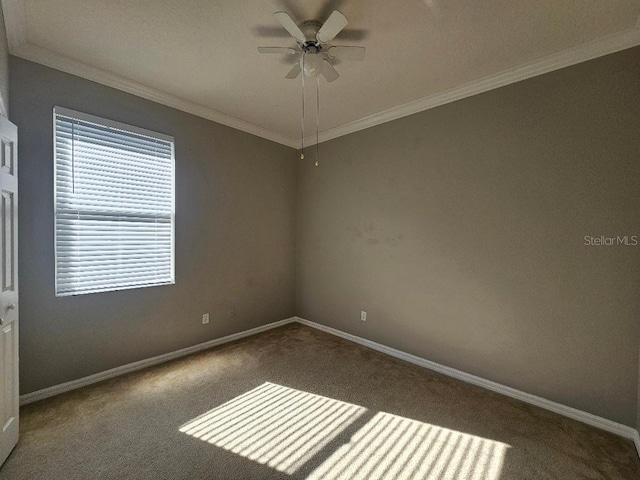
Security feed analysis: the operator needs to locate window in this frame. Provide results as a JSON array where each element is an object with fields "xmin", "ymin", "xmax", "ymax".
[{"xmin": 54, "ymin": 107, "xmax": 175, "ymax": 296}]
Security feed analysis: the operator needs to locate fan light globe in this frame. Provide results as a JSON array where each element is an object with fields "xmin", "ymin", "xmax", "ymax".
[{"xmin": 301, "ymin": 53, "xmax": 323, "ymax": 77}]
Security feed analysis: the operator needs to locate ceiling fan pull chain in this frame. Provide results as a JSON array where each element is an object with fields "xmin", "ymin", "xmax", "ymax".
[
  {"xmin": 315, "ymin": 75, "xmax": 319, "ymax": 167},
  {"xmin": 300, "ymin": 54, "xmax": 305, "ymax": 160}
]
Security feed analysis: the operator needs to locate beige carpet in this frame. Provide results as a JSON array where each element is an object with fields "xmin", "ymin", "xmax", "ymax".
[{"xmin": 1, "ymin": 323, "xmax": 638, "ymax": 479}]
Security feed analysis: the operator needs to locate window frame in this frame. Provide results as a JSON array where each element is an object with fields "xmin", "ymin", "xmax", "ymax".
[{"xmin": 53, "ymin": 106, "xmax": 176, "ymax": 296}]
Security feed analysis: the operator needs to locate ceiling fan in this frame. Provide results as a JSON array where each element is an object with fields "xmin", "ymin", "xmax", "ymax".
[{"xmin": 257, "ymin": 10, "xmax": 366, "ymax": 82}]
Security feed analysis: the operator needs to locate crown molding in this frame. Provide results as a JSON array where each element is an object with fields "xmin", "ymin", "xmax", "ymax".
[
  {"xmin": 1, "ymin": 0, "xmax": 25, "ymax": 52},
  {"xmin": 0, "ymin": 0, "xmax": 302, "ymax": 147},
  {"xmin": 305, "ymin": 25, "xmax": 640, "ymax": 146},
  {"xmin": 11, "ymin": 43, "xmax": 299, "ymax": 147},
  {"xmin": 3, "ymin": 0, "xmax": 640, "ymax": 149}
]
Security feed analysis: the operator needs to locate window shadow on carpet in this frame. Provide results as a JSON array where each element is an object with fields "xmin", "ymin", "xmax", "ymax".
[{"xmin": 179, "ymin": 382, "xmax": 509, "ymax": 479}]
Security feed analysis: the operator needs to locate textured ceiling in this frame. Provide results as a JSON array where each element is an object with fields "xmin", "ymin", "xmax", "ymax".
[{"xmin": 14, "ymin": 0, "xmax": 640, "ymax": 144}]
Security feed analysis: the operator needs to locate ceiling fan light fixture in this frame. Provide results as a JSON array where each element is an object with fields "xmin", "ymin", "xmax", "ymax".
[{"xmin": 301, "ymin": 53, "xmax": 324, "ymax": 77}]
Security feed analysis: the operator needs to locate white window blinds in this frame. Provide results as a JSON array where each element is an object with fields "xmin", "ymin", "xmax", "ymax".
[{"xmin": 54, "ymin": 107, "xmax": 175, "ymax": 296}]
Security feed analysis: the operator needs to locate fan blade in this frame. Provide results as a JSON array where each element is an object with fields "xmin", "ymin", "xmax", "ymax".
[
  {"xmin": 285, "ymin": 63, "xmax": 302, "ymax": 79},
  {"xmin": 321, "ymin": 60, "xmax": 340, "ymax": 82},
  {"xmin": 253, "ymin": 26, "xmax": 369, "ymax": 41},
  {"xmin": 317, "ymin": 10, "xmax": 348, "ymax": 44},
  {"xmin": 257, "ymin": 47, "xmax": 298, "ymax": 55},
  {"xmin": 274, "ymin": 11, "xmax": 306, "ymax": 43},
  {"xmin": 327, "ymin": 46, "xmax": 366, "ymax": 61}
]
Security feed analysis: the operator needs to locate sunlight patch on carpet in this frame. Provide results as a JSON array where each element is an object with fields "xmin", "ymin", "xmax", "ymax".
[
  {"xmin": 179, "ymin": 382, "xmax": 509, "ymax": 478},
  {"xmin": 179, "ymin": 382, "xmax": 366, "ymax": 474},
  {"xmin": 307, "ymin": 411, "xmax": 508, "ymax": 479}
]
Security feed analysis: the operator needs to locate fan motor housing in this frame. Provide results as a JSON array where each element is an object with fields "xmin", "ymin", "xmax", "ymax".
[
  {"xmin": 299, "ymin": 20, "xmax": 323, "ymax": 52},
  {"xmin": 302, "ymin": 41, "xmax": 322, "ymax": 54}
]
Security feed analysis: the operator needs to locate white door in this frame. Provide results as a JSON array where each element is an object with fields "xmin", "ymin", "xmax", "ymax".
[{"xmin": 0, "ymin": 115, "xmax": 18, "ymax": 467}]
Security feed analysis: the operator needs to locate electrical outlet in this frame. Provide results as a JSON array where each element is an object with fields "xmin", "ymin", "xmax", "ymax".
[
  {"xmin": 228, "ymin": 307, "xmax": 235, "ymax": 318},
  {"xmin": 361, "ymin": 310, "xmax": 367, "ymax": 321},
  {"xmin": 202, "ymin": 313, "xmax": 210, "ymax": 324}
]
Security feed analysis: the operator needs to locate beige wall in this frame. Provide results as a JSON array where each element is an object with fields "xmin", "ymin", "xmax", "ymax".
[
  {"xmin": 12, "ymin": 57, "xmax": 296, "ymax": 394},
  {"xmin": 10, "ymin": 44, "xmax": 640, "ymax": 428},
  {"xmin": 296, "ymin": 47, "xmax": 640, "ymax": 427},
  {"xmin": 0, "ymin": 4, "xmax": 9, "ymax": 117}
]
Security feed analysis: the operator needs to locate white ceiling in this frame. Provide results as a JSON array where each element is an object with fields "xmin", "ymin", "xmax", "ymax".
[{"xmin": 5, "ymin": 1, "xmax": 640, "ymax": 146}]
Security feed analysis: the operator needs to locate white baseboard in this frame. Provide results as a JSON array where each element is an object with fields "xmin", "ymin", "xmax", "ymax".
[
  {"xmin": 295, "ymin": 317, "xmax": 639, "ymax": 444},
  {"xmin": 19, "ymin": 314, "xmax": 640, "ymax": 456},
  {"xmin": 19, "ymin": 317, "xmax": 297, "ymax": 406}
]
